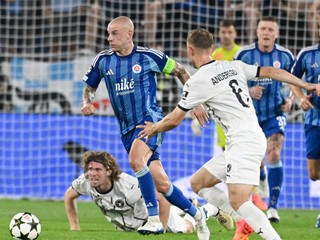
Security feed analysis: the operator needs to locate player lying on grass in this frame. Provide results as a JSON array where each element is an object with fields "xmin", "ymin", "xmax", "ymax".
[{"xmin": 64, "ymin": 151, "xmax": 233, "ymax": 233}]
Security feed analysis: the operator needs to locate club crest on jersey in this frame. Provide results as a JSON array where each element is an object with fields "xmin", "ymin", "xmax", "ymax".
[
  {"xmin": 115, "ymin": 199, "xmax": 125, "ymax": 208},
  {"xmin": 273, "ymin": 61, "xmax": 281, "ymax": 68},
  {"xmin": 132, "ymin": 64, "xmax": 142, "ymax": 74}
]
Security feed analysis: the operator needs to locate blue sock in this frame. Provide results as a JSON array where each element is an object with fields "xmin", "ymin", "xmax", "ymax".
[
  {"xmin": 164, "ymin": 183, "xmax": 197, "ymax": 217},
  {"xmin": 260, "ymin": 167, "xmax": 267, "ymax": 181},
  {"xmin": 135, "ymin": 166, "xmax": 158, "ymax": 216},
  {"xmin": 268, "ymin": 162, "xmax": 283, "ymax": 209}
]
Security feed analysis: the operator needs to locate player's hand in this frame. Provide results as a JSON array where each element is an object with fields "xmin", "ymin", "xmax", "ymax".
[
  {"xmin": 305, "ymin": 83, "xmax": 320, "ymax": 96},
  {"xmin": 81, "ymin": 103, "xmax": 96, "ymax": 115},
  {"xmin": 190, "ymin": 104, "xmax": 209, "ymax": 127},
  {"xmin": 136, "ymin": 121, "xmax": 156, "ymax": 143},
  {"xmin": 249, "ymin": 86, "xmax": 264, "ymax": 100},
  {"xmin": 191, "ymin": 118, "xmax": 202, "ymax": 136},
  {"xmin": 280, "ymin": 98, "xmax": 293, "ymax": 113},
  {"xmin": 299, "ymin": 94, "xmax": 313, "ymax": 111}
]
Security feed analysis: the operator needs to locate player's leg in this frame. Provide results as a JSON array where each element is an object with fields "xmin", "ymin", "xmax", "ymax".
[
  {"xmin": 304, "ymin": 125, "xmax": 320, "ymax": 227},
  {"xmin": 149, "ymin": 160, "xmax": 211, "ymax": 240},
  {"xmin": 266, "ymin": 132, "xmax": 284, "ymax": 223},
  {"xmin": 227, "ymin": 137, "xmax": 281, "ymax": 240},
  {"xmin": 166, "ymin": 205, "xmax": 196, "ymax": 233},
  {"xmin": 228, "ymin": 183, "xmax": 281, "ymax": 240},
  {"xmin": 191, "ymin": 154, "xmax": 247, "ymax": 239},
  {"xmin": 252, "ymin": 161, "xmax": 268, "ymax": 211},
  {"xmin": 129, "ymin": 138, "xmax": 164, "ymax": 234},
  {"xmin": 262, "ymin": 115, "xmax": 286, "ymax": 223},
  {"xmin": 305, "ymin": 125, "xmax": 320, "ymax": 181},
  {"xmin": 156, "ymin": 192, "xmax": 170, "ymax": 230}
]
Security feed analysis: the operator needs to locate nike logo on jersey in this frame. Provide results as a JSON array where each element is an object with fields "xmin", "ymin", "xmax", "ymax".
[{"xmin": 115, "ymin": 78, "xmax": 135, "ymax": 96}]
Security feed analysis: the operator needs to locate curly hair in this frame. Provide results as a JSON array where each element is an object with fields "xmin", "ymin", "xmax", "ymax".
[{"xmin": 82, "ymin": 151, "xmax": 122, "ymax": 181}]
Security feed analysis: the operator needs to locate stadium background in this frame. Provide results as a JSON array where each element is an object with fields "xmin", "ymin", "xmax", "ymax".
[{"xmin": 0, "ymin": 0, "xmax": 319, "ymax": 209}]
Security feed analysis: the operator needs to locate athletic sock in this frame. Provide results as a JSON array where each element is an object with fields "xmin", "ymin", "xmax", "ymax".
[
  {"xmin": 135, "ymin": 166, "xmax": 158, "ymax": 216},
  {"xmin": 198, "ymin": 187, "xmax": 242, "ymax": 222},
  {"xmin": 202, "ymin": 203, "xmax": 219, "ymax": 217},
  {"xmin": 164, "ymin": 183, "xmax": 198, "ymax": 218},
  {"xmin": 237, "ymin": 201, "xmax": 281, "ymax": 240},
  {"xmin": 268, "ymin": 162, "xmax": 283, "ymax": 209}
]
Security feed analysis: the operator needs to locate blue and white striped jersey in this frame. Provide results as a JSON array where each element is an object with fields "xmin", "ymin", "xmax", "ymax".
[
  {"xmin": 235, "ymin": 42, "xmax": 295, "ymax": 122},
  {"xmin": 292, "ymin": 44, "xmax": 320, "ymax": 126},
  {"xmin": 83, "ymin": 45, "xmax": 176, "ymax": 135}
]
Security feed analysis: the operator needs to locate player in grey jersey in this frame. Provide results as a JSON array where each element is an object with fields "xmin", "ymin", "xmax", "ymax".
[{"xmin": 64, "ymin": 151, "xmax": 231, "ymax": 233}]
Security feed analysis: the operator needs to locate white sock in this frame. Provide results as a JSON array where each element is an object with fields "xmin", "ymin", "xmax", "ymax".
[
  {"xmin": 149, "ymin": 215, "xmax": 161, "ymax": 223},
  {"xmin": 237, "ymin": 201, "xmax": 282, "ymax": 240},
  {"xmin": 194, "ymin": 208, "xmax": 202, "ymax": 221},
  {"xmin": 202, "ymin": 203, "xmax": 219, "ymax": 218},
  {"xmin": 198, "ymin": 187, "xmax": 242, "ymax": 221}
]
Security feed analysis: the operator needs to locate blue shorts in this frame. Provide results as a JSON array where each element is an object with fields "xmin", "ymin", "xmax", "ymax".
[
  {"xmin": 305, "ymin": 124, "xmax": 320, "ymax": 159},
  {"xmin": 121, "ymin": 127, "xmax": 165, "ymax": 164},
  {"xmin": 259, "ymin": 114, "xmax": 286, "ymax": 138}
]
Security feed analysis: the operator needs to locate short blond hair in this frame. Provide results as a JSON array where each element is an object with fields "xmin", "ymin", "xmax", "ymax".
[{"xmin": 187, "ymin": 29, "xmax": 214, "ymax": 50}]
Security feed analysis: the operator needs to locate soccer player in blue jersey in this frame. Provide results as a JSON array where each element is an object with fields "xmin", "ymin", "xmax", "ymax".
[
  {"xmin": 291, "ymin": 42, "xmax": 320, "ymax": 228},
  {"xmin": 80, "ymin": 16, "xmax": 219, "ymax": 239},
  {"xmin": 234, "ymin": 16, "xmax": 295, "ymax": 223}
]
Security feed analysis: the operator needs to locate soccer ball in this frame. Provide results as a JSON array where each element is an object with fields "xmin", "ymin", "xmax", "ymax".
[{"xmin": 9, "ymin": 212, "xmax": 41, "ymax": 240}]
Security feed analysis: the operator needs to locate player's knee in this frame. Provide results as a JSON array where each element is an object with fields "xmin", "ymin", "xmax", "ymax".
[
  {"xmin": 128, "ymin": 157, "xmax": 144, "ymax": 172},
  {"xmin": 267, "ymin": 147, "xmax": 280, "ymax": 162}
]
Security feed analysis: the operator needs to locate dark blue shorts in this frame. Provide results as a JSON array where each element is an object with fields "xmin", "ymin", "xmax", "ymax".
[
  {"xmin": 305, "ymin": 124, "xmax": 320, "ymax": 159},
  {"xmin": 121, "ymin": 127, "xmax": 165, "ymax": 165},
  {"xmin": 259, "ymin": 114, "xmax": 286, "ymax": 138}
]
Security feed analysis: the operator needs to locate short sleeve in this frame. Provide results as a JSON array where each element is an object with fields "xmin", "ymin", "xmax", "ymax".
[{"xmin": 71, "ymin": 174, "xmax": 90, "ymax": 195}]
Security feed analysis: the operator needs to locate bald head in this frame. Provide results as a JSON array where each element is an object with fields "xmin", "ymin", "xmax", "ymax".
[
  {"xmin": 109, "ymin": 16, "xmax": 134, "ymax": 32},
  {"xmin": 107, "ymin": 16, "xmax": 135, "ymax": 56}
]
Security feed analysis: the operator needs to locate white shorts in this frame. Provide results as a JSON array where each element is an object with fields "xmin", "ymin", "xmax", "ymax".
[{"xmin": 204, "ymin": 137, "xmax": 266, "ymax": 186}]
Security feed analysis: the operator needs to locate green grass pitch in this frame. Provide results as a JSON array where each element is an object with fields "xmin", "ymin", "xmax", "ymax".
[{"xmin": 1, "ymin": 199, "xmax": 319, "ymax": 239}]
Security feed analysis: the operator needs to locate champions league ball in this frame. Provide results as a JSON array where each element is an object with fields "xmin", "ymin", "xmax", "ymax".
[{"xmin": 9, "ymin": 212, "xmax": 41, "ymax": 240}]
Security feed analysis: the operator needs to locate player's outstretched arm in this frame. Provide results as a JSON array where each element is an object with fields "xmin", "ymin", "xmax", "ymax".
[
  {"xmin": 259, "ymin": 67, "xmax": 320, "ymax": 96},
  {"xmin": 64, "ymin": 187, "xmax": 81, "ymax": 231}
]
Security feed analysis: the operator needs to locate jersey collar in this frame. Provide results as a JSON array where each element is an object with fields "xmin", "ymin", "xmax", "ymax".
[{"xmin": 200, "ymin": 60, "xmax": 215, "ymax": 68}]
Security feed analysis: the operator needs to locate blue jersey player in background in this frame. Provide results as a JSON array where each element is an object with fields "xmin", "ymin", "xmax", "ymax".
[
  {"xmin": 80, "ymin": 16, "xmax": 212, "ymax": 239},
  {"xmin": 291, "ymin": 41, "xmax": 320, "ymax": 228},
  {"xmin": 234, "ymin": 16, "xmax": 295, "ymax": 223}
]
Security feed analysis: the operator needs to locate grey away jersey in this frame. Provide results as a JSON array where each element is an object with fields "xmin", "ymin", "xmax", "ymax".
[
  {"xmin": 179, "ymin": 60, "xmax": 264, "ymax": 145},
  {"xmin": 72, "ymin": 173, "xmax": 147, "ymax": 231}
]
